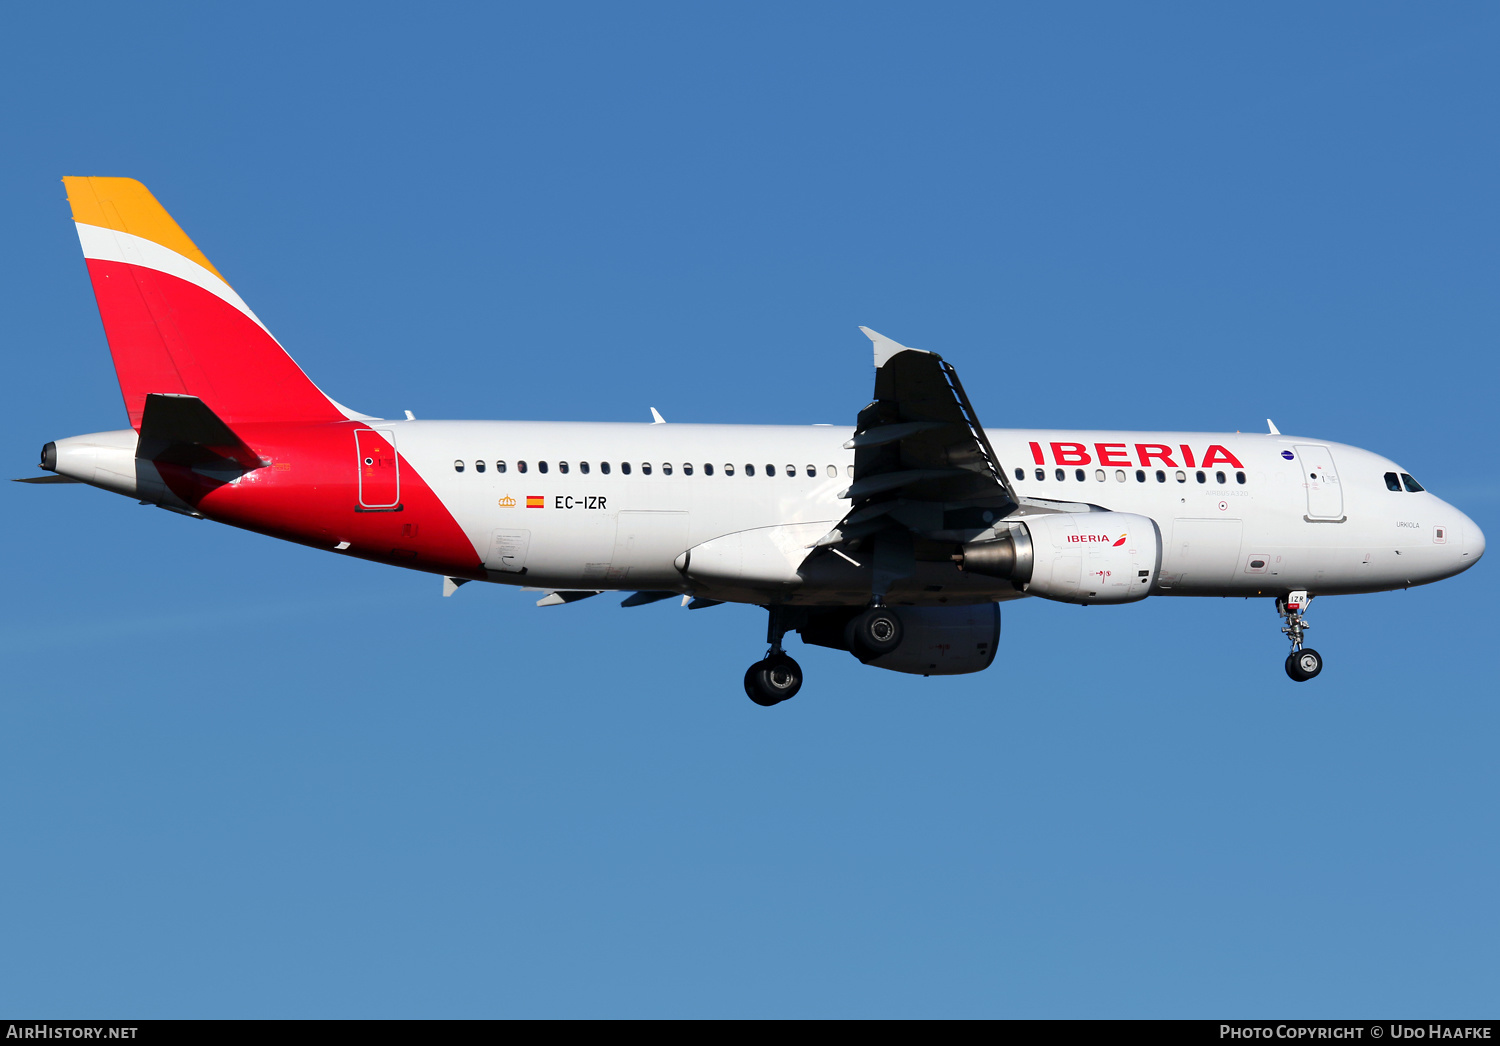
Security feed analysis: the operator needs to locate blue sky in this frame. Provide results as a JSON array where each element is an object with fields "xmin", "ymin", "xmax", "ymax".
[{"xmin": 1, "ymin": 2, "xmax": 1496, "ymax": 1017}]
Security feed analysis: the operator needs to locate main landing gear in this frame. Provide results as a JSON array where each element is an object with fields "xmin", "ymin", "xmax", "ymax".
[
  {"xmin": 744, "ymin": 606, "xmax": 803, "ymax": 706},
  {"xmin": 1277, "ymin": 591, "xmax": 1323, "ymax": 682}
]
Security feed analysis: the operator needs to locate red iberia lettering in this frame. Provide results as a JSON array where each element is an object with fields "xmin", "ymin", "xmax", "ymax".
[
  {"xmin": 1135, "ymin": 444, "xmax": 1176, "ymax": 467},
  {"xmin": 1179, "ymin": 444, "xmax": 1196, "ymax": 468},
  {"xmin": 1094, "ymin": 443, "xmax": 1131, "ymax": 467},
  {"xmin": 1200, "ymin": 445, "xmax": 1244, "ymax": 468},
  {"xmin": 1029, "ymin": 441, "xmax": 1044, "ymax": 465},
  {"xmin": 1066, "ymin": 534, "xmax": 1116, "ymax": 543},
  {"xmin": 1050, "ymin": 442, "xmax": 1091, "ymax": 465}
]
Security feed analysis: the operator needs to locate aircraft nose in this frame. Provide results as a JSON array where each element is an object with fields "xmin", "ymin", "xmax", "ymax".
[{"xmin": 1463, "ymin": 512, "xmax": 1485, "ymax": 565}]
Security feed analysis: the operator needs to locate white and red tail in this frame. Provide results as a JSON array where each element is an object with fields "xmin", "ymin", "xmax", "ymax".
[{"xmin": 63, "ymin": 177, "xmax": 355, "ymax": 429}]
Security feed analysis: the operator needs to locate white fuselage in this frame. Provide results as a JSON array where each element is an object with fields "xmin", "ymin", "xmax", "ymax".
[
  {"xmin": 47, "ymin": 420, "xmax": 1483, "ymax": 605},
  {"xmin": 388, "ymin": 421, "xmax": 1483, "ymax": 603}
]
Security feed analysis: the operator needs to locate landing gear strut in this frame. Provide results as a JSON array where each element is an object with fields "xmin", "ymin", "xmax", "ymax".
[
  {"xmin": 1277, "ymin": 591, "xmax": 1323, "ymax": 682},
  {"xmin": 744, "ymin": 606, "xmax": 803, "ymax": 706}
]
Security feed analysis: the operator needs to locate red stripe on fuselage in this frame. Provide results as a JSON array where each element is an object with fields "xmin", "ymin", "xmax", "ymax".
[{"xmin": 156, "ymin": 421, "xmax": 485, "ymax": 579}]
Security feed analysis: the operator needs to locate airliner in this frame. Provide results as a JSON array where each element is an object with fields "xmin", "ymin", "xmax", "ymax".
[{"xmin": 22, "ymin": 178, "xmax": 1485, "ymax": 705}]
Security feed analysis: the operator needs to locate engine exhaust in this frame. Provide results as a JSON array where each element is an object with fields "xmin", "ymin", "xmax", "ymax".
[{"xmin": 953, "ymin": 524, "xmax": 1033, "ymax": 583}]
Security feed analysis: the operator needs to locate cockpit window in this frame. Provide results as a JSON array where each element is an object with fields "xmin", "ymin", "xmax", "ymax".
[
  {"xmin": 1384, "ymin": 472, "xmax": 1401, "ymax": 491},
  {"xmin": 1401, "ymin": 473, "xmax": 1425, "ymax": 493}
]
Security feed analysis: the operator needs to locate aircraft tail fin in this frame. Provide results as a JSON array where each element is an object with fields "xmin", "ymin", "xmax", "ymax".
[{"xmin": 62, "ymin": 177, "xmax": 352, "ymax": 430}]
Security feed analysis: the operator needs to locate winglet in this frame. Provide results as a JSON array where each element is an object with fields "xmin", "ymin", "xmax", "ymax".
[
  {"xmin": 650, "ymin": 407, "xmax": 666, "ymax": 424},
  {"xmin": 1267, "ymin": 419, "xmax": 1281, "ymax": 435},
  {"xmin": 859, "ymin": 326, "xmax": 927, "ymax": 368}
]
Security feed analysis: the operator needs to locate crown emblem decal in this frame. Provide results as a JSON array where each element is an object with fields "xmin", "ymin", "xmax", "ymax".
[{"xmin": 498, "ymin": 495, "xmax": 516, "ymax": 508}]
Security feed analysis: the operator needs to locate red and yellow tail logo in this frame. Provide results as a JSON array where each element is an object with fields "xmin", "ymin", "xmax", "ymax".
[
  {"xmin": 62, "ymin": 177, "xmax": 346, "ymax": 429},
  {"xmin": 526, "ymin": 495, "xmax": 545, "ymax": 509},
  {"xmin": 1113, "ymin": 533, "xmax": 1127, "ymax": 547}
]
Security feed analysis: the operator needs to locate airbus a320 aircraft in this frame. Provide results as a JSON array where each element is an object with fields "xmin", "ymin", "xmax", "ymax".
[{"xmin": 24, "ymin": 178, "xmax": 1485, "ymax": 705}]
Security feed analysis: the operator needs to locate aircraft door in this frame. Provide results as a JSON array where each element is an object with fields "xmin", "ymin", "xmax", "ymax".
[
  {"xmin": 1294, "ymin": 444, "xmax": 1344, "ymax": 520},
  {"xmin": 355, "ymin": 429, "xmax": 400, "ymax": 509},
  {"xmin": 485, "ymin": 530, "xmax": 530, "ymax": 573}
]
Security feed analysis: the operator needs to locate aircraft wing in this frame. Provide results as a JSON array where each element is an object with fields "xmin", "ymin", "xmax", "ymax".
[{"xmin": 814, "ymin": 328, "xmax": 1019, "ymax": 565}]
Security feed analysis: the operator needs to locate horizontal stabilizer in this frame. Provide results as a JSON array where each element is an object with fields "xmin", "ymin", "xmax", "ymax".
[{"xmin": 137, "ymin": 393, "xmax": 263, "ymax": 471}]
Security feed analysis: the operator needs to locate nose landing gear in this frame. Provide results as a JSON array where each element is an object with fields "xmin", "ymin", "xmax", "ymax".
[
  {"xmin": 1278, "ymin": 591, "xmax": 1323, "ymax": 682},
  {"xmin": 744, "ymin": 606, "xmax": 803, "ymax": 706}
]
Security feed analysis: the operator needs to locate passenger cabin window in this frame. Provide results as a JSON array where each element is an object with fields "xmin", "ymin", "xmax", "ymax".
[
  {"xmin": 826, "ymin": 465, "xmax": 837, "ymax": 477},
  {"xmin": 518, "ymin": 461, "xmax": 528, "ymax": 473},
  {"xmin": 784, "ymin": 465, "xmax": 794, "ymax": 477},
  {"xmin": 1401, "ymin": 473, "xmax": 1425, "ymax": 492},
  {"xmin": 621, "ymin": 462, "xmax": 632, "ymax": 475},
  {"xmin": 766, "ymin": 464, "xmax": 775, "ymax": 477},
  {"xmin": 496, "ymin": 460, "xmax": 507, "ymax": 473},
  {"xmin": 641, "ymin": 463, "xmax": 652, "ymax": 475},
  {"xmin": 475, "ymin": 460, "xmax": 485, "ymax": 473},
  {"xmin": 539, "ymin": 461, "xmax": 549, "ymax": 474},
  {"xmin": 580, "ymin": 461, "xmax": 590, "ymax": 474},
  {"xmin": 1015, "ymin": 467, "xmax": 1025, "ymax": 481},
  {"xmin": 1035, "ymin": 468, "xmax": 1045, "ymax": 481},
  {"xmin": 704, "ymin": 463, "xmax": 713, "ymax": 476},
  {"xmin": 847, "ymin": 465, "xmax": 854, "ymax": 477},
  {"xmin": 1135, "ymin": 469, "xmax": 1146, "ymax": 483},
  {"xmin": 806, "ymin": 465, "xmax": 816, "ymax": 477},
  {"xmin": 1075, "ymin": 468, "xmax": 1086, "ymax": 481},
  {"xmin": 1156, "ymin": 470, "xmax": 1166, "ymax": 483},
  {"xmin": 1195, "ymin": 470, "xmax": 1205, "ymax": 483},
  {"xmin": 1116, "ymin": 470, "xmax": 1126, "ymax": 482},
  {"xmin": 683, "ymin": 463, "xmax": 693, "ymax": 475},
  {"xmin": 662, "ymin": 463, "xmax": 673, "ymax": 475},
  {"xmin": 1094, "ymin": 469, "xmax": 1104, "ymax": 481},
  {"xmin": 453, "ymin": 460, "xmax": 464, "ymax": 472},
  {"xmin": 1384, "ymin": 472, "xmax": 1401, "ymax": 491},
  {"xmin": 558, "ymin": 461, "xmax": 569, "ymax": 474},
  {"xmin": 746, "ymin": 464, "xmax": 756, "ymax": 476},
  {"xmin": 1175, "ymin": 470, "xmax": 1186, "ymax": 483},
  {"xmin": 1215, "ymin": 470, "xmax": 1226, "ymax": 484},
  {"xmin": 601, "ymin": 462, "xmax": 611, "ymax": 475},
  {"xmin": 1235, "ymin": 471, "xmax": 1245, "ymax": 484},
  {"xmin": 724, "ymin": 463, "xmax": 734, "ymax": 476},
  {"xmin": 1055, "ymin": 468, "xmax": 1065, "ymax": 481}
]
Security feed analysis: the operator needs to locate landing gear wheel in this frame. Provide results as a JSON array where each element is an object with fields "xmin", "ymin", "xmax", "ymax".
[
  {"xmin": 1285, "ymin": 648, "xmax": 1323, "ymax": 682},
  {"xmin": 846, "ymin": 607, "xmax": 904, "ymax": 661},
  {"xmin": 744, "ymin": 653, "xmax": 803, "ymax": 706}
]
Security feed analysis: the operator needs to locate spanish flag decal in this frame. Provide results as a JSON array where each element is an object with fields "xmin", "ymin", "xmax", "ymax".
[{"xmin": 526, "ymin": 495, "xmax": 545, "ymax": 509}]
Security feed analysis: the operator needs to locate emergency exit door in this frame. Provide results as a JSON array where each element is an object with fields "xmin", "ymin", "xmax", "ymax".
[{"xmin": 356, "ymin": 429, "xmax": 401, "ymax": 509}]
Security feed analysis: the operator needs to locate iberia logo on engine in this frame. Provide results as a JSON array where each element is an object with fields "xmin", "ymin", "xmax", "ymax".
[{"xmin": 1068, "ymin": 533, "xmax": 1129, "ymax": 547}]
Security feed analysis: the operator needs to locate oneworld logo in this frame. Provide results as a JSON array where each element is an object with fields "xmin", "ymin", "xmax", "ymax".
[{"xmin": 1067, "ymin": 533, "xmax": 1129, "ymax": 547}]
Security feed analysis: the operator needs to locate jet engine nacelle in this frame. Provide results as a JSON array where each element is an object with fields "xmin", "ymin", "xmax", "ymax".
[
  {"xmin": 798, "ymin": 604, "xmax": 1000, "ymax": 676},
  {"xmin": 956, "ymin": 511, "xmax": 1161, "ymax": 605}
]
